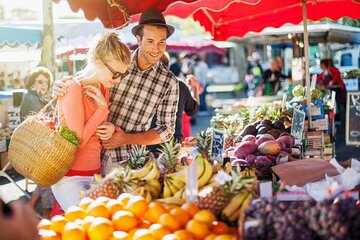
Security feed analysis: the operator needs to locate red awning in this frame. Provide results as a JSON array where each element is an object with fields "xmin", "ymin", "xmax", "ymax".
[
  {"xmin": 163, "ymin": 0, "xmax": 360, "ymax": 40},
  {"xmin": 53, "ymin": 0, "xmax": 200, "ymax": 29}
]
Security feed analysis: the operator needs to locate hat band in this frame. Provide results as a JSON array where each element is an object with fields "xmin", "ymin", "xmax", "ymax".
[{"xmin": 140, "ymin": 18, "xmax": 167, "ymax": 25}]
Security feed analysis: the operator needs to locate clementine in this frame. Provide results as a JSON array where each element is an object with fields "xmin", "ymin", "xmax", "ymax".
[
  {"xmin": 88, "ymin": 217, "xmax": 114, "ymax": 240},
  {"xmin": 157, "ymin": 213, "xmax": 181, "ymax": 232},
  {"xmin": 62, "ymin": 222, "xmax": 86, "ymax": 240},
  {"xmin": 86, "ymin": 201, "xmax": 110, "ymax": 218},
  {"xmin": 169, "ymin": 207, "xmax": 191, "ymax": 227},
  {"xmin": 64, "ymin": 206, "xmax": 87, "ymax": 221},
  {"xmin": 110, "ymin": 231, "xmax": 129, "ymax": 240},
  {"xmin": 125, "ymin": 196, "xmax": 148, "ymax": 218},
  {"xmin": 149, "ymin": 224, "xmax": 172, "ymax": 239},
  {"xmin": 112, "ymin": 210, "xmax": 138, "ymax": 232},
  {"xmin": 180, "ymin": 203, "xmax": 200, "ymax": 217},
  {"xmin": 49, "ymin": 215, "xmax": 67, "ymax": 234},
  {"xmin": 186, "ymin": 219, "xmax": 210, "ymax": 239},
  {"xmin": 145, "ymin": 202, "xmax": 167, "ymax": 223}
]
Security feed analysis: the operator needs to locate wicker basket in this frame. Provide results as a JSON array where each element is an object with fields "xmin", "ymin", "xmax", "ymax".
[{"xmin": 8, "ymin": 100, "xmax": 77, "ymax": 187}]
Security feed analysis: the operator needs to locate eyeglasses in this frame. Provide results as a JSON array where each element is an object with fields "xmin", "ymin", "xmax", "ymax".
[
  {"xmin": 35, "ymin": 80, "xmax": 49, "ymax": 85},
  {"xmin": 103, "ymin": 62, "xmax": 129, "ymax": 80}
]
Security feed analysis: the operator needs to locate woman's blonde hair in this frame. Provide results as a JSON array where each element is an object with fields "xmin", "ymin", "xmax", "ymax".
[{"xmin": 87, "ymin": 32, "xmax": 131, "ymax": 66}]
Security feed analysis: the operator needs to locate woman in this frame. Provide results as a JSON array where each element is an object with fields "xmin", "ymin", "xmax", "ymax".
[
  {"xmin": 20, "ymin": 66, "xmax": 55, "ymax": 219},
  {"xmin": 51, "ymin": 33, "xmax": 131, "ymax": 210},
  {"xmin": 261, "ymin": 59, "xmax": 282, "ymax": 96},
  {"xmin": 20, "ymin": 67, "xmax": 52, "ymax": 120}
]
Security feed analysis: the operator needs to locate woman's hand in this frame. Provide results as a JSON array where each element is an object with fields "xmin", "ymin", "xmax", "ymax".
[
  {"xmin": 83, "ymin": 85, "xmax": 107, "ymax": 107},
  {"xmin": 97, "ymin": 122, "xmax": 115, "ymax": 140},
  {"xmin": 51, "ymin": 76, "xmax": 72, "ymax": 98}
]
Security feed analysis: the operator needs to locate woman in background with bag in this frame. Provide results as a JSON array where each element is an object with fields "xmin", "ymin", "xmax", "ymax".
[
  {"xmin": 20, "ymin": 66, "xmax": 56, "ymax": 219},
  {"xmin": 51, "ymin": 33, "xmax": 131, "ymax": 211}
]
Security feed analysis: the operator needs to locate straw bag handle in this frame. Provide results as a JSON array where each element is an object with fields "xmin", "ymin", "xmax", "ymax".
[{"xmin": 34, "ymin": 98, "xmax": 68, "ymax": 129}]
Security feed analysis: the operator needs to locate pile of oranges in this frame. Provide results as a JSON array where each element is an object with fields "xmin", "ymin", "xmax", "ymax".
[{"xmin": 37, "ymin": 193, "xmax": 238, "ymax": 240}]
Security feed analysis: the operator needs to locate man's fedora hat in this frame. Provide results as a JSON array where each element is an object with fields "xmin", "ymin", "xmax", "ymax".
[{"xmin": 132, "ymin": 8, "xmax": 175, "ymax": 38}]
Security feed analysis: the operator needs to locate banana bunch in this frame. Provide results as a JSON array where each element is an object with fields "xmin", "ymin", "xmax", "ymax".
[
  {"xmin": 128, "ymin": 160, "xmax": 160, "ymax": 181},
  {"xmin": 221, "ymin": 191, "xmax": 252, "ymax": 222},
  {"xmin": 131, "ymin": 184, "xmax": 152, "ymax": 203},
  {"xmin": 241, "ymin": 167, "xmax": 256, "ymax": 178},
  {"xmin": 162, "ymin": 156, "xmax": 214, "ymax": 199}
]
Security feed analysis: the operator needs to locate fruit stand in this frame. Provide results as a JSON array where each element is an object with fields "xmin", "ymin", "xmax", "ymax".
[{"xmin": 32, "ymin": 85, "xmax": 360, "ymax": 239}]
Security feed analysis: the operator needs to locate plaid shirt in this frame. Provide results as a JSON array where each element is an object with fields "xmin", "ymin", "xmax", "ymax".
[{"xmin": 101, "ymin": 49, "xmax": 179, "ymax": 165}]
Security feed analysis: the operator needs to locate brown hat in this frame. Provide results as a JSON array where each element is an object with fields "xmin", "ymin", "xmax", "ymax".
[{"xmin": 132, "ymin": 8, "xmax": 175, "ymax": 38}]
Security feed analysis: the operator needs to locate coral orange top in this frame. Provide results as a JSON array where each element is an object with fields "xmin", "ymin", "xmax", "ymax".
[{"xmin": 58, "ymin": 80, "xmax": 110, "ymax": 176}]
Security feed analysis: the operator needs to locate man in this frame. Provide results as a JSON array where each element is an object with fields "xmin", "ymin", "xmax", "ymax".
[
  {"xmin": 193, "ymin": 54, "xmax": 209, "ymax": 112},
  {"xmin": 149, "ymin": 53, "xmax": 199, "ymax": 151},
  {"xmin": 53, "ymin": 9, "xmax": 179, "ymax": 173}
]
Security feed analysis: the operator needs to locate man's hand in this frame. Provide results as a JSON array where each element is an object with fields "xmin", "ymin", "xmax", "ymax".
[
  {"xmin": 51, "ymin": 76, "xmax": 72, "ymax": 98},
  {"xmin": 101, "ymin": 127, "xmax": 128, "ymax": 149}
]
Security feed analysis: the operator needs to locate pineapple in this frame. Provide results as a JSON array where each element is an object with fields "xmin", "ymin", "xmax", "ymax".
[
  {"xmin": 83, "ymin": 168, "xmax": 134, "ymax": 199},
  {"xmin": 224, "ymin": 125, "xmax": 241, "ymax": 149},
  {"xmin": 158, "ymin": 139, "xmax": 181, "ymax": 175},
  {"xmin": 196, "ymin": 129, "xmax": 212, "ymax": 161},
  {"xmin": 196, "ymin": 169, "xmax": 255, "ymax": 216},
  {"xmin": 127, "ymin": 146, "xmax": 150, "ymax": 170}
]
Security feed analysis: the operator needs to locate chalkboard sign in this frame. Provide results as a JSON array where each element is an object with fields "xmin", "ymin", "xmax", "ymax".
[
  {"xmin": 210, "ymin": 129, "xmax": 225, "ymax": 163},
  {"xmin": 291, "ymin": 108, "xmax": 306, "ymax": 141},
  {"xmin": 346, "ymin": 92, "xmax": 360, "ymax": 145}
]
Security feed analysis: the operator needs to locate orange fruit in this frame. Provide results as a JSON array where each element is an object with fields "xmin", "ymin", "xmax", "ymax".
[
  {"xmin": 157, "ymin": 213, "xmax": 181, "ymax": 232},
  {"xmin": 186, "ymin": 219, "xmax": 209, "ymax": 239},
  {"xmin": 62, "ymin": 222, "xmax": 86, "ymax": 240},
  {"xmin": 161, "ymin": 234, "xmax": 181, "ymax": 240},
  {"xmin": 169, "ymin": 207, "xmax": 191, "ymax": 227},
  {"xmin": 49, "ymin": 215, "xmax": 68, "ymax": 234},
  {"xmin": 128, "ymin": 228, "xmax": 141, "ymax": 239},
  {"xmin": 125, "ymin": 196, "xmax": 148, "ymax": 218},
  {"xmin": 214, "ymin": 234, "xmax": 237, "ymax": 240},
  {"xmin": 37, "ymin": 219, "xmax": 52, "ymax": 230},
  {"xmin": 139, "ymin": 219, "xmax": 152, "ymax": 229},
  {"xmin": 173, "ymin": 230, "xmax": 194, "ymax": 239},
  {"xmin": 146, "ymin": 202, "xmax": 167, "ymax": 223},
  {"xmin": 164, "ymin": 205, "xmax": 177, "ymax": 211},
  {"xmin": 112, "ymin": 210, "xmax": 138, "ymax": 232},
  {"xmin": 107, "ymin": 199, "xmax": 125, "ymax": 217},
  {"xmin": 149, "ymin": 224, "xmax": 172, "ymax": 239},
  {"xmin": 64, "ymin": 206, "xmax": 87, "ymax": 221},
  {"xmin": 204, "ymin": 234, "xmax": 217, "ymax": 240},
  {"xmin": 95, "ymin": 196, "xmax": 111, "ymax": 205},
  {"xmin": 193, "ymin": 210, "xmax": 216, "ymax": 225},
  {"xmin": 81, "ymin": 216, "xmax": 95, "ymax": 232},
  {"xmin": 38, "ymin": 229, "xmax": 61, "ymax": 240},
  {"xmin": 88, "ymin": 217, "xmax": 114, "ymax": 240},
  {"xmin": 86, "ymin": 201, "xmax": 110, "ymax": 218},
  {"xmin": 181, "ymin": 203, "xmax": 200, "ymax": 217},
  {"xmin": 210, "ymin": 221, "xmax": 230, "ymax": 235},
  {"xmin": 133, "ymin": 229, "xmax": 157, "ymax": 240},
  {"xmin": 110, "ymin": 231, "xmax": 129, "ymax": 240},
  {"xmin": 78, "ymin": 197, "xmax": 94, "ymax": 210},
  {"xmin": 117, "ymin": 193, "xmax": 133, "ymax": 206}
]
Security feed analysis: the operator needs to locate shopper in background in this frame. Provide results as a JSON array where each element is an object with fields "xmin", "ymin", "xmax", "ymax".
[
  {"xmin": 261, "ymin": 59, "xmax": 282, "ymax": 96},
  {"xmin": 194, "ymin": 54, "xmax": 209, "ymax": 112},
  {"xmin": 20, "ymin": 66, "xmax": 55, "ymax": 219}
]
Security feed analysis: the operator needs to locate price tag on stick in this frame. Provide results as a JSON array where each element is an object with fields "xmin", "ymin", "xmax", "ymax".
[
  {"xmin": 211, "ymin": 129, "xmax": 225, "ymax": 164},
  {"xmin": 185, "ymin": 158, "xmax": 198, "ymax": 203}
]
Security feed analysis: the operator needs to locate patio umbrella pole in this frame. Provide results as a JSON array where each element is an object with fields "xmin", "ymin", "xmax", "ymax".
[{"xmin": 302, "ymin": 0, "xmax": 312, "ymax": 128}]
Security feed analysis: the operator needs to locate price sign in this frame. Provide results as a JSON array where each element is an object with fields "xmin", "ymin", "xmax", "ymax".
[
  {"xmin": 346, "ymin": 92, "xmax": 360, "ymax": 145},
  {"xmin": 291, "ymin": 108, "xmax": 306, "ymax": 141},
  {"xmin": 210, "ymin": 129, "xmax": 225, "ymax": 163}
]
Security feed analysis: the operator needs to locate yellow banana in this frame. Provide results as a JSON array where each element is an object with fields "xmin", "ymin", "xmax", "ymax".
[
  {"xmin": 227, "ymin": 208, "xmax": 241, "ymax": 222},
  {"xmin": 222, "ymin": 191, "xmax": 250, "ymax": 219},
  {"xmin": 94, "ymin": 174, "xmax": 103, "ymax": 183},
  {"xmin": 173, "ymin": 188, "xmax": 184, "ymax": 199},
  {"xmin": 141, "ymin": 161, "xmax": 160, "ymax": 181},
  {"xmin": 162, "ymin": 180, "xmax": 172, "ymax": 198},
  {"xmin": 238, "ymin": 193, "xmax": 252, "ymax": 224},
  {"xmin": 198, "ymin": 159, "xmax": 213, "ymax": 187},
  {"xmin": 169, "ymin": 177, "xmax": 185, "ymax": 190},
  {"xmin": 157, "ymin": 196, "xmax": 185, "ymax": 206},
  {"xmin": 144, "ymin": 185, "xmax": 152, "ymax": 203},
  {"xmin": 147, "ymin": 179, "xmax": 161, "ymax": 199},
  {"xmin": 166, "ymin": 178, "xmax": 180, "ymax": 196},
  {"xmin": 129, "ymin": 161, "xmax": 153, "ymax": 180}
]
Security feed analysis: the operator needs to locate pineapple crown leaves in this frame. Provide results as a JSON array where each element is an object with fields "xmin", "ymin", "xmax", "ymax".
[
  {"xmin": 159, "ymin": 139, "xmax": 181, "ymax": 169},
  {"xmin": 127, "ymin": 145, "xmax": 150, "ymax": 170},
  {"xmin": 196, "ymin": 129, "xmax": 212, "ymax": 158},
  {"xmin": 223, "ymin": 166, "xmax": 256, "ymax": 196}
]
